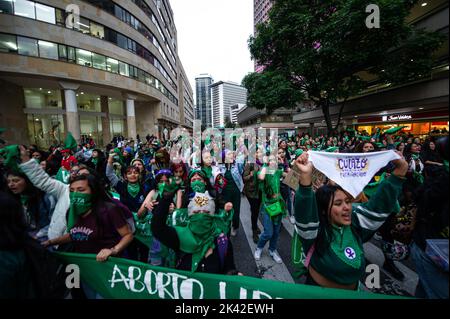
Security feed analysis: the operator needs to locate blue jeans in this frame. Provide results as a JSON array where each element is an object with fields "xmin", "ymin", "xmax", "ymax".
[
  {"xmin": 257, "ymin": 208, "xmax": 282, "ymax": 252},
  {"xmin": 410, "ymin": 242, "xmax": 449, "ymax": 299}
]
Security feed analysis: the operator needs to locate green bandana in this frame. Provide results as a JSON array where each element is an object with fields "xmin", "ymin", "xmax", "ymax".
[
  {"xmin": 174, "ymin": 210, "xmax": 232, "ymax": 272},
  {"xmin": 68, "ymin": 192, "xmax": 93, "ymax": 230},
  {"xmin": 191, "ymin": 180, "xmax": 206, "ymax": 193},
  {"xmin": 0, "ymin": 144, "xmax": 21, "ymax": 174},
  {"xmin": 91, "ymin": 158, "xmax": 98, "ymax": 166},
  {"xmin": 202, "ymin": 166, "xmax": 212, "ymax": 179},
  {"xmin": 411, "ymin": 153, "xmax": 421, "ymax": 161},
  {"xmin": 56, "ymin": 167, "xmax": 70, "ymax": 184},
  {"xmin": 157, "ymin": 182, "xmax": 166, "ymax": 198},
  {"xmin": 127, "ymin": 183, "xmax": 141, "ymax": 198},
  {"xmin": 444, "ymin": 160, "xmax": 449, "ymax": 173},
  {"xmin": 330, "ymin": 225, "xmax": 363, "ymax": 270}
]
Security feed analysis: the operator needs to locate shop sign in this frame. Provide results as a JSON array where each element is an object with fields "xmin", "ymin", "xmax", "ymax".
[{"xmin": 382, "ymin": 114, "xmax": 412, "ymax": 121}]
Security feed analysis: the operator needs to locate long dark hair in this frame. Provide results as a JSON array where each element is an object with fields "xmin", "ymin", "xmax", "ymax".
[
  {"xmin": 6, "ymin": 170, "xmax": 46, "ymax": 229},
  {"xmin": 0, "ymin": 191, "xmax": 28, "ymax": 250},
  {"xmin": 314, "ymin": 185, "xmax": 352, "ymax": 256}
]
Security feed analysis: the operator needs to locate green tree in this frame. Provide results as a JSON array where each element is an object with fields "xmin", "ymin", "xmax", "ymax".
[{"xmin": 243, "ymin": 0, "xmax": 445, "ymax": 133}]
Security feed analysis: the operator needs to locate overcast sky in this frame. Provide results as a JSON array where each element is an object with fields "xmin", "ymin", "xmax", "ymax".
[{"xmin": 170, "ymin": 0, "xmax": 254, "ymax": 92}]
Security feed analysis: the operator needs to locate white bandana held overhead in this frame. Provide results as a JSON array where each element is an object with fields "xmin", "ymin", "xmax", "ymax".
[{"xmin": 308, "ymin": 150, "xmax": 401, "ymax": 198}]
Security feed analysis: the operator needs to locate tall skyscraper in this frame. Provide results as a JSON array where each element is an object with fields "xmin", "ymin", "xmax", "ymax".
[
  {"xmin": 195, "ymin": 74, "xmax": 214, "ymax": 127},
  {"xmin": 211, "ymin": 81, "xmax": 247, "ymax": 127},
  {"xmin": 254, "ymin": 0, "xmax": 273, "ymax": 72}
]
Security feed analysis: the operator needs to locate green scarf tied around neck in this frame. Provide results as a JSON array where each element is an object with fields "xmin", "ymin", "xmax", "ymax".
[
  {"xmin": 174, "ymin": 210, "xmax": 232, "ymax": 272},
  {"xmin": 127, "ymin": 183, "xmax": 141, "ymax": 198},
  {"xmin": 68, "ymin": 192, "xmax": 93, "ymax": 230},
  {"xmin": 91, "ymin": 157, "xmax": 98, "ymax": 166},
  {"xmin": 411, "ymin": 153, "xmax": 421, "ymax": 161}
]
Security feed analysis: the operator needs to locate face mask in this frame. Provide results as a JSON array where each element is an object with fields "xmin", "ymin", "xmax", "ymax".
[
  {"xmin": 68, "ymin": 192, "xmax": 93, "ymax": 230},
  {"xmin": 191, "ymin": 180, "xmax": 206, "ymax": 193}
]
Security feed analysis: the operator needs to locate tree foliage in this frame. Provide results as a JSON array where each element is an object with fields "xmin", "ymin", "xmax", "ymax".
[{"xmin": 242, "ymin": 0, "xmax": 445, "ymax": 133}]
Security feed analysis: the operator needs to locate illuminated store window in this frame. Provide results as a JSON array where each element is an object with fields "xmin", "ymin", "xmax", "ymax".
[
  {"xmin": 24, "ymin": 88, "xmax": 62, "ymax": 109},
  {"xmin": 77, "ymin": 93, "xmax": 101, "ymax": 112},
  {"xmin": 27, "ymin": 114, "xmax": 65, "ymax": 149}
]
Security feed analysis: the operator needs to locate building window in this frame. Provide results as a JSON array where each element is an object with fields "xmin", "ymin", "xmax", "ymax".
[
  {"xmin": 27, "ymin": 113, "xmax": 65, "ymax": 149},
  {"xmin": 17, "ymin": 36, "xmax": 38, "ymax": 56},
  {"xmin": 0, "ymin": 33, "xmax": 17, "ymax": 53},
  {"xmin": 116, "ymin": 33, "xmax": 127, "ymax": 50},
  {"xmin": 55, "ymin": 8, "xmax": 65, "ymax": 26},
  {"xmin": 38, "ymin": 40, "xmax": 58, "ymax": 60},
  {"xmin": 58, "ymin": 44, "xmax": 67, "ymax": 61},
  {"xmin": 35, "ymin": 3, "xmax": 55, "ymax": 24},
  {"xmin": 75, "ymin": 17, "xmax": 90, "ymax": 34},
  {"xmin": 106, "ymin": 57, "xmax": 119, "ymax": 73},
  {"xmin": 119, "ymin": 61, "xmax": 129, "ymax": 76},
  {"xmin": 90, "ymin": 22, "xmax": 105, "ymax": 39},
  {"xmin": 24, "ymin": 88, "xmax": 62, "ymax": 109},
  {"xmin": 14, "ymin": 0, "xmax": 35, "ymax": 19},
  {"xmin": 92, "ymin": 53, "xmax": 106, "ymax": 70},
  {"xmin": 0, "ymin": 0, "xmax": 14, "ymax": 14},
  {"xmin": 67, "ymin": 46, "xmax": 76, "ymax": 63},
  {"xmin": 77, "ymin": 93, "xmax": 101, "ymax": 112},
  {"xmin": 76, "ymin": 48, "xmax": 92, "ymax": 67},
  {"xmin": 108, "ymin": 99, "xmax": 124, "ymax": 115}
]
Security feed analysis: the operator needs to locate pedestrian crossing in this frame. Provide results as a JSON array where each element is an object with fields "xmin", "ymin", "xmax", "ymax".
[{"xmin": 232, "ymin": 195, "xmax": 419, "ymax": 297}]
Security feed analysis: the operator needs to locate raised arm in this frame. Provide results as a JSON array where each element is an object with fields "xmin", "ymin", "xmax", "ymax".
[
  {"xmin": 151, "ymin": 196, "xmax": 180, "ymax": 251},
  {"xmin": 352, "ymin": 154, "xmax": 408, "ymax": 242},
  {"xmin": 106, "ymin": 153, "xmax": 120, "ymax": 188},
  {"xmin": 293, "ymin": 152, "xmax": 319, "ymax": 252},
  {"xmin": 18, "ymin": 146, "xmax": 67, "ymax": 199}
]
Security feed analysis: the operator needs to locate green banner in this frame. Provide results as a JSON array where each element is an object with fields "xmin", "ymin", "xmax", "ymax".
[{"xmin": 55, "ymin": 252, "xmax": 405, "ymax": 299}]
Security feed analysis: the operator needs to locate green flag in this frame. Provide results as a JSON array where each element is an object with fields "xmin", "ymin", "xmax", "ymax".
[
  {"xmin": 64, "ymin": 132, "xmax": 77, "ymax": 151},
  {"xmin": 0, "ymin": 144, "xmax": 21, "ymax": 173},
  {"xmin": 54, "ymin": 252, "xmax": 407, "ymax": 299},
  {"xmin": 384, "ymin": 126, "xmax": 407, "ymax": 135}
]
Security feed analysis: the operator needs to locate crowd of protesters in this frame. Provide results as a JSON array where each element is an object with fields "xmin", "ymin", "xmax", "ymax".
[{"xmin": 0, "ymin": 126, "xmax": 448, "ymax": 299}]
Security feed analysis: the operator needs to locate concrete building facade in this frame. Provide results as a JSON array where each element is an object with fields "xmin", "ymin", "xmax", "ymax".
[{"xmin": 0, "ymin": 0, "xmax": 194, "ymax": 148}]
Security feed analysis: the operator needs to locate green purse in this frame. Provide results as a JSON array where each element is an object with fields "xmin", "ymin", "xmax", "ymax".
[{"xmin": 264, "ymin": 199, "xmax": 283, "ymax": 217}]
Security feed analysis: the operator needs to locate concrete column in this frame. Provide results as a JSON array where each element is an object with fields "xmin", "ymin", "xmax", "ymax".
[
  {"xmin": 125, "ymin": 94, "xmax": 137, "ymax": 140},
  {"xmin": 100, "ymin": 96, "xmax": 111, "ymax": 146},
  {"xmin": 60, "ymin": 82, "xmax": 80, "ymax": 142}
]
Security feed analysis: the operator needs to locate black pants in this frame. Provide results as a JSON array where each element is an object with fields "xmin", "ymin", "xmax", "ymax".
[{"xmin": 247, "ymin": 196, "xmax": 261, "ymax": 232}]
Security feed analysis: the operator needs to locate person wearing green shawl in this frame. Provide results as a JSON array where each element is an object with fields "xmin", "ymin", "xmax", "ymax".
[
  {"xmin": 254, "ymin": 154, "xmax": 286, "ymax": 264},
  {"xmin": 150, "ymin": 171, "xmax": 240, "ymax": 274}
]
